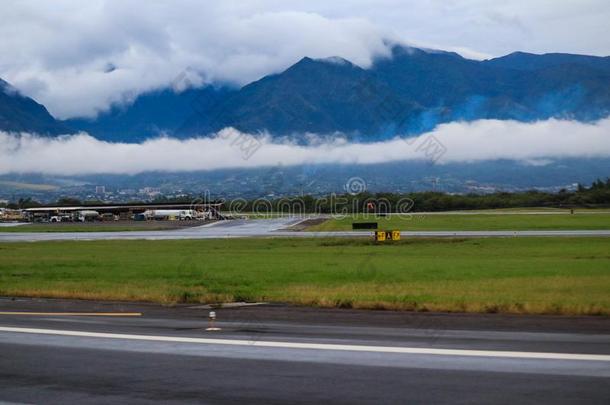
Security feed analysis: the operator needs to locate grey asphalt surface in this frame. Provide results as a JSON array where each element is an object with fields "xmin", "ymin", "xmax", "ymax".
[
  {"xmin": 0, "ymin": 222, "xmax": 29, "ymax": 227},
  {"xmin": 1, "ymin": 217, "xmax": 610, "ymax": 242},
  {"xmin": 1, "ymin": 298, "xmax": 609, "ymax": 404}
]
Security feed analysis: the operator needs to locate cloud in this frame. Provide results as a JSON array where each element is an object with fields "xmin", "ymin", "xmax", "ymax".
[
  {"xmin": 2, "ymin": 118, "xmax": 610, "ymax": 175},
  {"xmin": 0, "ymin": 2, "xmax": 389, "ymax": 119},
  {"xmin": 1, "ymin": 1, "xmax": 609, "ymax": 118}
]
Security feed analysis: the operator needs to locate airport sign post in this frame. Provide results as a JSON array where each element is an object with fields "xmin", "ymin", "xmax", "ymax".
[{"xmin": 375, "ymin": 230, "xmax": 400, "ymax": 242}]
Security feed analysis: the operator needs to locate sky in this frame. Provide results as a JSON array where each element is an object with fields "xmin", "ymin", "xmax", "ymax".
[{"xmin": 1, "ymin": 0, "xmax": 609, "ymax": 119}]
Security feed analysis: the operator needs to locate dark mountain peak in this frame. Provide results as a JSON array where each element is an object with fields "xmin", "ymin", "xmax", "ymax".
[
  {"xmin": 504, "ymin": 51, "xmax": 531, "ymax": 57},
  {"xmin": 388, "ymin": 44, "xmax": 422, "ymax": 57},
  {"xmin": 386, "ymin": 44, "xmax": 465, "ymax": 61},
  {"xmin": 281, "ymin": 56, "xmax": 320, "ymax": 75},
  {"xmin": 103, "ymin": 62, "xmax": 117, "ymax": 73},
  {"xmin": 295, "ymin": 56, "xmax": 314, "ymax": 65},
  {"xmin": 315, "ymin": 56, "xmax": 353, "ymax": 66},
  {"xmin": 285, "ymin": 55, "xmax": 360, "ymax": 75},
  {"xmin": 0, "ymin": 76, "xmax": 73, "ymax": 135},
  {"xmin": 175, "ymin": 49, "xmax": 419, "ymax": 138},
  {"xmin": 0, "ymin": 78, "xmax": 17, "ymax": 94},
  {"xmin": 29, "ymin": 47, "xmax": 610, "ymax": 142},
  {"xmin": 485, "ymin": 51, "xmax": 610, "ymax": 72},
  {"xmin": 274, "ymin": 55, "xmax": 366, "ymax": 89},
  {"xmin": 501, "ymin": 50, "xmax": 608, "ymax": 59}
]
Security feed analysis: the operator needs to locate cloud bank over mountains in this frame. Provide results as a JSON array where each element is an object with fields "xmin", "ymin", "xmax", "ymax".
[
  {"xmin": 1, "ymin": 0, "xmax": 609, "ymax": 119},
  {"xmin": 2, "ymin": 118, "xmax": 610, "ymax": 175}
]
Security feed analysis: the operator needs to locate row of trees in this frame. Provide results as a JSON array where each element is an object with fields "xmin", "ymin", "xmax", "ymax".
[
  {"xmin": 3, "ymin": 179, "xmax": 609, "ymax": 212},
  {"xmin": 2, "ymin": 197, "xmax": 105, "ymax": 209},
  {"xmin": 225, "ymin": 178, "xmax": 610, "ymax": 213}
]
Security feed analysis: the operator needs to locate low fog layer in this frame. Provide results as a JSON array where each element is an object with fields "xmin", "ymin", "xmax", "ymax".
[{"xmin": 1, "ymin": 118, "xmax": 610, "ymax": 175}]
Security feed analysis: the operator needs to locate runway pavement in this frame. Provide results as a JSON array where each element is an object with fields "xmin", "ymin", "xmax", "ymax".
[
  {"xmin": 0, "ymin": 298, "xmax": 609, "ymax": 404},
  {"xmin": 0, "ymin": 222, "xmax": 29, "ymax": 227},
  {"xmin": 1, "ymin": 217, "xmax": 610, "ymax": 242}
]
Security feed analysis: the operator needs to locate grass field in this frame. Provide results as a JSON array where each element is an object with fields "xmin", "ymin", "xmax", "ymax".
[
  {"xmin": 1, "ymin": 237, "xmax": 608, "ymax": 315},
  {"xmin": 307, "ymin": 212, "xmax": 610, "ymax": 232}
]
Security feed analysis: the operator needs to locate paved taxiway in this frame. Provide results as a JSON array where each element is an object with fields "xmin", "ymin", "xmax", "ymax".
[
  {"xmin": 1, "ymin": 217, "xmax": 610, "ymax": 242},
  {"xmin": 0, "ymin": 298, "xmax": 609, "ymax": 404}
]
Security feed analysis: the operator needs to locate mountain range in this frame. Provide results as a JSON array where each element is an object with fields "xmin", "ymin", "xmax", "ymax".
[
  {"xmin": 0, "ymin": 79, "xmax": 70, "ymax": 135},
  {"xmin": 1, "ymin": 45, "xmax": 609, "ymax": 142}
]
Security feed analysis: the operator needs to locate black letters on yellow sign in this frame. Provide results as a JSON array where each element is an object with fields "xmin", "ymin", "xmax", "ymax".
[{"xmin": 375, "ymin": 230, "xmax": 400, "ymax": 242}]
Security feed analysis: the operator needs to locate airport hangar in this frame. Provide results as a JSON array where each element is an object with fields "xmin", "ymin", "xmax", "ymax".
[{"xmin": 21, "ymin": 202, "xmax": 224, "ymax": 222}]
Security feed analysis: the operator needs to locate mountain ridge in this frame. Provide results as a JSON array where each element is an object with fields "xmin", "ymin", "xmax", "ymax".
[
  {"xmin": 0, "ymin": 79, "xmax": 71, "ymax": 135},
  {"xmin": 156, "ymin": 46, "xmax": 610, "ymax": 139},
  {"xmin": 2, "ymin": 46, "xmax": 609, "ymax": 140}
]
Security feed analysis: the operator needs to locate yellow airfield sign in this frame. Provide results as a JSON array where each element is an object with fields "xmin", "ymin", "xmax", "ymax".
[{"xmin": 375, "ymin": 230, "xmax": 400, "ymax": 242}]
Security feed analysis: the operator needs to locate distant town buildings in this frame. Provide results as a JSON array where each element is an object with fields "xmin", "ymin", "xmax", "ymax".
[{"xmin": 139, "ymin": 187, "xmax": 161, "ymax": 197}]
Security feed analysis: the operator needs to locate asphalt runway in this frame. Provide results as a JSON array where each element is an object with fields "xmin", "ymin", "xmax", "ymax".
[
  {"xmin": 0, "ymin": 222, "xmax": 28, "ymax": 227},
  {"xmin": 1, "ymin": 217, "xmax": 610, "ymax": 242},
  {"xmin": 0, "ymin": 298, "xmax": 609, "ymax": 404}
]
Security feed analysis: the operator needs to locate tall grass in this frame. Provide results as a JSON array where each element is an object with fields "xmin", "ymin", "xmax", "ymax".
[{"xmin": 0, "ymin": 237, "xmax": 609, "ymax": 315}]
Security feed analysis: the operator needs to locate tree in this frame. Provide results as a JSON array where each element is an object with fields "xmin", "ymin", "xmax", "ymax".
[
  {"xmin": 56, "ymin": 197, "xmax": 82, "ymax": 206},
  {"xmin": 17, "ymin": 197, "xmax": 41, "ymax": 208}
]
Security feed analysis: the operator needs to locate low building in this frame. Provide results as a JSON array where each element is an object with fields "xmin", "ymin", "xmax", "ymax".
[{"xmin": 22, "ymin": 202, "xmax": 224, "ymax": 222}]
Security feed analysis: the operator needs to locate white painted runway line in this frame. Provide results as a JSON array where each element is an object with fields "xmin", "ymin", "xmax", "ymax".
[
  {"xmin": 0, "ymin": 312, "xmax": 141, "ymax": 316},
  {"xmin": 1, "ymin": 326, "xmax": 609, "ymax": 362}
]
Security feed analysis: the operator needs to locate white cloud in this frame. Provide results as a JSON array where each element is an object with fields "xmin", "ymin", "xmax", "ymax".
[
  {"xmin": 1, "ymin": 0, "xmax": 608, "ymax": 119},
  {"xmin": 1, "ymin": 118, "xmax": 609, "ymax": 175},
  {"xmin": 0, "ymin": 2, "xmax": 389, "ymax": 118}
]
